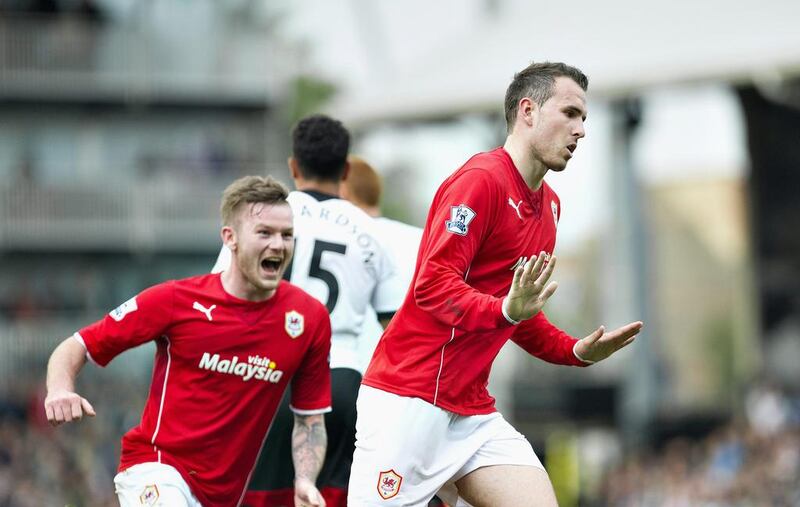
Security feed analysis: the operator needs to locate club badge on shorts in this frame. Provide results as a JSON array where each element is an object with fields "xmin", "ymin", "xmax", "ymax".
[
  {"xmin": 445, "ymin": 204, "xmax": 476, "ymax": 236},
  {"xmin": 285, "ymin": 310, "xmax": 304, "ymax": 339},
  {"xmin": 139, "ymin": 484, "xmax": 159, "ymax": 505},
  {"xmin": 377, "ymin": 469, "xmax": 403, "ymax": 500}
]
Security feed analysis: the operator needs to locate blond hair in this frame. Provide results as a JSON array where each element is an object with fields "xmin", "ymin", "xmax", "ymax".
[{"xmin": 220, "ymin": 175, "xmax": 290, "ymax": 226}]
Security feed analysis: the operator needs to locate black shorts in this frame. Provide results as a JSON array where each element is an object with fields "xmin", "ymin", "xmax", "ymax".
[{"xmin": 243, "ymin": 367, "xmax": 361, "ymax": 507}]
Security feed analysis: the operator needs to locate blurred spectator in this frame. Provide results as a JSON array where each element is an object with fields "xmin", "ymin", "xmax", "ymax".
[
  {"xmin": 0, "ymin": 374, "xmax": 145, "ymax": 506},
  {"xmin": 600, "ymin": 384, "xmax": 800, "ymax": 506}
]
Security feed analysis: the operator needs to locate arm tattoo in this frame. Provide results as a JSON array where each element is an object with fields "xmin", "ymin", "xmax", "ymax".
[{"xmin": 292, "ymin": 413, "xmax": 327, "ymax": 482}]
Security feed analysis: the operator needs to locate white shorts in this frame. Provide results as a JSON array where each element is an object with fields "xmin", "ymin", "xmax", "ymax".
[
  {"xmin": 348, "ymin": 385, "xmax": 544, "ymax": 506},
  {"xmin": 114, "ymin": 462, "xmax": 203, "ymax": 507}
]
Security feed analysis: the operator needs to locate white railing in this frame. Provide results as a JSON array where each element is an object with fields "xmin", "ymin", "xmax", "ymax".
[{"xmin": 0, "ymin": 181, "xmax": 224, "ymax": 251}]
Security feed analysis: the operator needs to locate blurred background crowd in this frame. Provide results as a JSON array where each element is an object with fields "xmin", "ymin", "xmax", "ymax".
[{"xmin": 2, "ymin": 0, "xmax": 800, "ymax": 505}]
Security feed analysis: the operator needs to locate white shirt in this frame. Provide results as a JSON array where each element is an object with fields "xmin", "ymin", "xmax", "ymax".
[
  {"xmin": 212, "ymin": 190, "xmax": 404, "ymax": 373},
  {"xmin": 357, "ymin": 217, "xmax": 423, "ymax": 372}
]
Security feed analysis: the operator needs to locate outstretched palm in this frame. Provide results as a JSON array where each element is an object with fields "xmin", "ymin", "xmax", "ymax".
[{"xmin": 574, "ymin": 321, "xmax": 643, "ymax": 363}]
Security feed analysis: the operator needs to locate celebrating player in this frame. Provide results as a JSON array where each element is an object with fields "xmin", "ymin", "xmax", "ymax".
[
  {"xmin": 348, "ymin": 61, "xmax": 644, "ymax": 506},
  {"xmin": 44, "ymin": 176, "xmax": 331, "ymax": 507}
]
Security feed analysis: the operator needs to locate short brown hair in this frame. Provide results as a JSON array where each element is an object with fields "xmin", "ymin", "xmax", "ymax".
[
  {"xmin": 344, "ymin": 156, "xmax": 382, "ymax": 208},
  {"xmin": 220, "ymin": 175, "xmax": 290, "ymax": 226},
  {"xmin": 504, "ymin": 61, "xmax": 588, "ymax": 133}
]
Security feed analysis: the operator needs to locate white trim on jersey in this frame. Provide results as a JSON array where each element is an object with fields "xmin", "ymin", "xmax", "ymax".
[
  {"xmin": 289, "ymin": 405, "xmax": 333, "ymax": 416},
  {"xmin": 434, "ymin": 264, "xmax": 472, "ymax": 406},
  {"xmin": 150, "ymin": 336, "xmax": 172, "ymax": 448},
  {"xmin": 72, "ymin": 332, "xmax": 100, "ymax": 366},
  {"xmin": 434, "ymin": 329, "xmax": 455, "ymax": 407}
]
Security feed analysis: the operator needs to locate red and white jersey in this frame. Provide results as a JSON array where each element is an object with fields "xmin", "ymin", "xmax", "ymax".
[
  {"xmin": 363, "ymin": 147, "xmax": 587, "ymax": 416},
  {"xmin": 213, "ymin": 190, "xmax": 404, "ymax": 374},
  {"xmin": 74, "ymin": 273, "xmax": 331, "ymax": 507}
]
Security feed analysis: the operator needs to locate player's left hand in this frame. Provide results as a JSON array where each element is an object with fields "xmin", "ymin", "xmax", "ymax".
[
  {"xmin": 294, "ymin": 477, "xmax": 325, "ymax": 507},
  {"xmin": 573, "ymin": 321, "xmax": 643, "ymax": 363}
]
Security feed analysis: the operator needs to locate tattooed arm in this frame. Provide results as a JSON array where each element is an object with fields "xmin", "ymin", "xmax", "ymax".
[{"xmin": 292, "ymin": 413, "xmax": 327, "ymax": 507}]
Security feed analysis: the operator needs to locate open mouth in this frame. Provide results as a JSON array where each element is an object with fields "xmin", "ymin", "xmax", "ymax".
[
  {"xmin": 567, "ymin": 144, "xmax": 577, "ymax": 154},
  {"xmin": 260, "ymin": 258, "xmax": 282, "ymax": 273}
]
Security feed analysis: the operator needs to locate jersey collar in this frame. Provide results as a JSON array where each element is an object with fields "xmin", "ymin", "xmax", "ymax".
[{"xmin": 301, "ymin": 190, "xmax": 338, "ymax": 202}]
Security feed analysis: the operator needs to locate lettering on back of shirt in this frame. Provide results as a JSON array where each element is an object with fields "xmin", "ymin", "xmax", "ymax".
[{"xmin": 299, "ymin": 203, "xmax": 381, "ymax": 268}]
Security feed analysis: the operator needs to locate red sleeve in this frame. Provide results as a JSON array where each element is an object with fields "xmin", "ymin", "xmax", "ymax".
[
  {"xmin": 76, "ymin": 282, "xmax": 175, "ymax": 367},
  {"xmin": 290, "ymin": 306, "xmax": 332, "ymax": 413},
  {"xmin": 413, "ymin": 168, "xmax": 513, "ymax": 331},
  {"xmin": 510, "ymin": 312, "xmax": 589, "ymax": 367}
]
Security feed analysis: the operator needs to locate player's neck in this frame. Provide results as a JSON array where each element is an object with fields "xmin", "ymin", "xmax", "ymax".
[
  {"xmin": 294, "ymin": 178, "xmax": 341, "ymax": 197},
  {"xmin": 503, "ymin": 136, "xmax": 547, "ymax": 191},
  {"xmin": 220, "ymin": 267, "xmax": 276, "ymax": 302}
]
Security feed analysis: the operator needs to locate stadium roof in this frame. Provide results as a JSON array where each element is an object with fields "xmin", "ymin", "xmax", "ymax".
[{"xmin": 329, "ymin": 0, "xmax": 800, "ymax": 125}]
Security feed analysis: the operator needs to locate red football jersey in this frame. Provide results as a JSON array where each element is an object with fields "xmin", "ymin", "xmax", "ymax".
[
  {"xmin": 75, "ymin": 274, "xmax": 331, "ymax": 507},
  {"xmin": 363, "ymin": 147, "xmax": 587, "ymax": 416}
]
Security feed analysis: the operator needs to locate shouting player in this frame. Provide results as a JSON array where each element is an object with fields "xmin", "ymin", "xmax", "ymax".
[{"xmin": 45, "ymin": 176, "xmax": 331, "ymax": 507}]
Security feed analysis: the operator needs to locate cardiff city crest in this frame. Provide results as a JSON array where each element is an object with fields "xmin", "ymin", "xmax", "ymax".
[
  {"xmin": 377, "ymin": 469, "xmax": 403, "ymax": 500},
  {"xmin": 139, "ymin": 484, "xmax": 159, "ymax": 505},
  {"xmin": 285, "ymin": 310, "xmax": 304, "ymax": 339}
]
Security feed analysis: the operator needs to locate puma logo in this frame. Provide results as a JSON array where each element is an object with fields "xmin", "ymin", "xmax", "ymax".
[
  {"xmin": 193, "ymin": 301, "xmax": 216, "ymax": 321},
  {"xmin": 508, "ymin": 197, "xmax": 523, "ymax": 219}
]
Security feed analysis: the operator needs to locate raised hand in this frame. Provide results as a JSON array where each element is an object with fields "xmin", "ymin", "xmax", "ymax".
[
  {"xmin": 573, "ymin": 321, "xmax": 643, "ymax": 363},
  {"xmin": 44, "ymin": 389, "xmax": 96, "ymax": 426},
  {"xmin": 502, "ymin": 252, "xmax": 558, "ymax": 323}
]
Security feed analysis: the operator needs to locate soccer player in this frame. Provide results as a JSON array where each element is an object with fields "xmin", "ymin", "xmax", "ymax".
[
  {"xmin": 348, "ymin": 62, "xmax": 644, "ymax": 506},
  {"xmin": 44, "ymin": 176, "xmax": 331, "ymax": 507},
  {"xmin": 212, "ymin": 116, "xmax": 403, "ymax": 507}
]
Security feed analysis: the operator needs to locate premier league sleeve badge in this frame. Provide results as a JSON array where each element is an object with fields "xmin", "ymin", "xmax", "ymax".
[{"xmin": 445, "ymin": 204, "xmax": 476, "ymax": 236}]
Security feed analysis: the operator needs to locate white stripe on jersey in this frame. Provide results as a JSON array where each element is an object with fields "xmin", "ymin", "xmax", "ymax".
[
  {"xmin": 150, "ymin": 336, "xmax": 172, "ymax": 446},
  {"xmin": 433, "ymin": 264, "xmax": 470, "ymax": 407}
]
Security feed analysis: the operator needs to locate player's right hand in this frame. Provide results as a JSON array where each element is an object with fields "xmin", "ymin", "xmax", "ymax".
[
  {"xmin": 294, "ymin": 477, "xmax": 326, "ymax": 507},
  {"xmin": 44, "ymin": 389, "xmax": 96, "ymax": 426},
  {"xmin": 503, "ymin": 252, "xmax": 558, "ymax": 322}
]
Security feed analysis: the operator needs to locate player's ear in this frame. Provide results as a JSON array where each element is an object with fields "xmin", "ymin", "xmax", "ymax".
[
  {"xmin": 288, "ymin": 157, "xmax": 301, "ymax": 180},
  {"xmin": 221, "ymin": 225, "xmax": 237, "ymax": 251},
  {"xmin": 520, "ymin": 97, "xmax": 537, "ymax": 127},
  {"xmin": 340, "ymin": 159, "xmax": 350, "ymax": 182}
]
